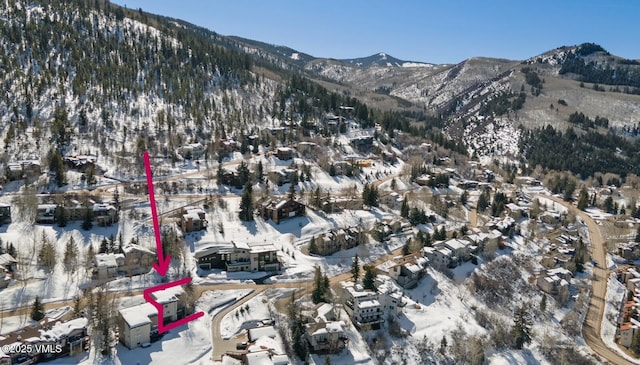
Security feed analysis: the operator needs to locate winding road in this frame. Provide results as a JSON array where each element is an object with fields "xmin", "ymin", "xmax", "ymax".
[{"xmin": 544, "ymin": 195, "xmax": 635, "ymax": 365}]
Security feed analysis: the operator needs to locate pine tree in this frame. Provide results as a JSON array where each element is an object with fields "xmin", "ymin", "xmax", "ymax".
[
  {"xmin": 363, "ymin": 265, "xmax": 376, "ymax": 290},
  {"xmin": 38, "ymin": 233, "xmax": 56, "ymax": 271},
  {"xmin": 400, "ymin": 197, "xmax": 409, "ymax": 218},
  {"xmin": 86, "ymin": 244, "xmax": 96, "ymax": 270},
  {"xmin": 63, "ymin": 236, "xmax": 77, "ymax": 271},
  {"xmin": 239, "ymin": 182, "xmax": 254, "ymax": 221},
  {"xmin": 256, "ymin": 161, "xmax": 264, "ymax": 183},
  {"xmin": 73, "ymin": 295, "xmax": 82, "ymax": 318},
  {"xmin": 109, "ymin": 234, "xmax": 116, "ymax": 253},
  {"xmin": 402, "ymin": 242, "xmax": 410, "ymax": 256},
  {"xmin": 439, "ymin": 335, "xmax": 447, "ymax": 355},
  {"xmin": 577, "ymin": 187, "xmax": 589, "ymax": 211},
  {"xmin": 99, "ymin": 237, "xmax": 109, "ymax": 254},
  {"xmin": 324, "ymin": 356, "xmax": 332, "ymax": 365},
  {"xmin": 49, "ymin": 147, "xmax": 66, "ymax": 187},
  {"xmin": 477, "ymin": 190, "xmax": 489, "ymax": 212},
  {"xmin": 55, "ymin": 205, "xmax": 67, "ymax": 227},
  {"xmin": 460, "ymin": 190, "xmax": 468, "ymax": 206},
  {"xmin": 31, "ymin": 296, "xmax": 44, "ymax": 321},
  {"xmin": 540, "ymin": 294, "xmax": 547, "ymax": 313},
  {"xmin": 362, "ymin": 183, "xmax": 379, "ymax": 207},
  {"xmin": 511, "ymin": 306, "xmax": 533, "ymax": 349},
  {"xmin": 82, "ymin": 208, "xmax": 93, "ymax": 230},
  {"xmin": 309, "ymin": 236, "xmax": 318, "ymax": 255},
  {"xmin": 351, "ymin": 254, "xmax": 360, "ymax": 282},
  {"xmin": 113, "ymin": 188, "xmax": 120, "ymax": 212},
  {"xmin": 312, "ymin": 266, "xmax": 326, "ymax": 304},
  {"xmin": 7, "ymin": 242, "xmax": 16, "ymax": 257}
]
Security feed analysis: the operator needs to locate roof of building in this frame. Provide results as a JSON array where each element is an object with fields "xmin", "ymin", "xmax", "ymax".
[
  {"xmin": 271, "ymin": 354, "xmax": 289, "ymax": 365},
  {"xmin": 151, "ymin": 286, "xmax": 182, "ymax": 304},
  {"xmin": 248, "ymin": 326, "xmax": 277, "ymax": 342},
  {"xmin": 94, "ymin": 253, "xmax": 122, "ymax": 268},
  {"xmin": 444, "ymin": 239, "xmax": 468, "ymax": 251},
  {"xmin": 119, "ymin": 303, "xmax": 156, "ymax": 328},
  {"xmin": 245, "ymin": 350, "xmax": 273, "ymax": 365},
  {"xmin": 93, "ymin": 203, "xmax": 116, "ymax": 212},
  {"xmin": 359, "ymin": 300, "xmax": 380, "ymax": 309},
  {"xmin": 0, "ymin": 253, "xmax": 17, "ymax": 266},
  {"xmin": 40, "ymin": 317, "xmax": 88, "ymax": 342},
  {"xmin": 548, "ymin": 267, "xmax": 572, "ymax": 277}
]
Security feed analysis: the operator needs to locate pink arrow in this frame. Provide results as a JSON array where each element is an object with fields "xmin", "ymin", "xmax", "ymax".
[
  {"xmin": 143, "ymin": 277, "xmax": 205, "ymax": 333},
  {"xmin": 143, "ymin": 151, "xmax": 171, "ymax": 276}
]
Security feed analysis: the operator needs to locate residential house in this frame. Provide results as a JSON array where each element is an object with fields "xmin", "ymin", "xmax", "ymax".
[
  {"xmin": 219, "ymin": 169, "xmax": 238, "ymax": 187},
  {"xmin": 343, "ymin": 285, "xmax": 384, "ymax": 329},
  {"xmin": 442, "ymin": 238, "xmax": 472, "ymax": 263},
  {"xmin": 36, "ymin": 204, "xmax": 58, "ymax": 224},
  {"xmin": 619, "ymin": 242, "xmax": 640, "ymax": 261},
  {"xmin": 378, "ymin": 286, "xmax": 404, "ymax": 315},
  {"xmin": 536, "ymin": 268, "xmax": 571, "ymax": 295},
  {"xmin": 620, "ymin": 317, "xmax": 640, "ymax": 348},
  {"xmin": 276, "ymin": 147, "xmax": 294, "ymax": 160},
  {"xmin": 313, "ymin": 228, "xmax": 359, "ymax": 256},
  {"xmin": 350, "ymin": 136, "xmax": 374, "ymax": 152},
  {"xmin": 93, "ymin": 253, "xmax": 124, "ymax": 280},
  {"xmin": 120, "ymin": 245, "xmax": 156, "ymax": 277},
  {"xmin": 0, "ymin": 317, "xmax": 89, "ymax": 364},
  {"xmin": 381, "ymin": 151, "xmax": 396, "ymax": 163},
  {"xmin": 0, "ymin": 254, "xmax": 17, "ymax": 273},
  {"xmin": 422, "ymin": 246, "xmax": 455, "ymax": 268},
  {"xmin": 63, "ymin": 155, "xmax": 97, "ymax": 170},
  {"xmin": 118, "ymin": 288, "xmax": 182, "ymax": 349},
  {"xmin": 260, "ymin": 199, "xmax": 306, "ymax": 224},
  {"xmin": 178, "ymin": 143, "xmax": 205, "ymax": 159},
  {"xmin": 305, "ymin": 321, "xmax": 346, "ymax": 353},
  {"xmin": 6, "ymin": 160, "xmax": 41, "ymax": 181},
  {"xmin": 93, "ymin": 203, "xmax": 118, "ymax": 226},
  {"xmin": 92, "ymin": 246, "xmax": 155, "ymax": 280},
  {"xmin": 181, "ymin": 207, "xmax": 207, "ymax": 232},
  {"xmin": 195, "ymin": 241, "xmax": 280, "ymax": 272},
  {"xmin": 319, "ymin": 196, "xmax": 363, "ymax": 213},
  {"xmin": 118, "ymin": 303, "xmax": 156, "ymax": 349},
  {"xmin": 268, "ymin": 168, "xmax": 298, "ymax": 186},
  {"xmin": 387, "ymin": 254, "xmax": 429, "ymax": 289}
]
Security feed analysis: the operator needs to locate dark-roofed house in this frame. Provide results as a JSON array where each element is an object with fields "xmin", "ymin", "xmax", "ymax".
[
  {"xmin": 276, "ymin": 147, "xmax": 294, "ymax": 160},
  {"xmin": 260, "ymin": 199, "xmax": 306, "ymax": 224},
  {"xmin": 195, "ymin": 241, "xmax": 280, "ymax": 272}
]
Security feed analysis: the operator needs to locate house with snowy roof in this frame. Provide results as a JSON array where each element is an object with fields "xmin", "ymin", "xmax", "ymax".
[
  {"xmin": 0, "ymin": 317, "xmax": 89, "ymax": 364},
  {"xmin": 536, "ymin": 269, "xmax": 570, "ymax": 296},
  {"xmin": 343, "ymin": 284, "xmax": 384, "ymax": 329},
  {"xmin": 92, "ymin": 203, "xmax": 118, "ymax": 226},
  {"xmin": 195, "ymin": 241, "xmax": 280, "ymax": 272},
  {"xmin": 260, "ymin": 198, "xmax": 306, "ymax": 224},
  {"xmin": 387, "ymin": 254, "xmax": 429, "ymax": 289},
  {"xmin": 118, "ymin": 288, "xmax": 182, "ymax": 349},
  {"xmin": 181, "ymin": 206, "xmax": 207, "ymax": 232}
]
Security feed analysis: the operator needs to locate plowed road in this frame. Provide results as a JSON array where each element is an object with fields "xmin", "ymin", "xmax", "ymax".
[{"xmin": 545, "ymin": 195, "xmax": 635, "ymax": 365}]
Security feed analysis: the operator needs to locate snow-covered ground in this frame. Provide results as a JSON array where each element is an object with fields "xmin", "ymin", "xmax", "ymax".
[
  {"xmin": 48, "ymin": 290, "xmax": 249, "ymax": 365},
  {"xmin": 219, "ymin": 293, "xmax": 272, "ymax": 340},
  {"xmin": 601, "ymin": 274, "xmax": 640, "ymax": 364}
]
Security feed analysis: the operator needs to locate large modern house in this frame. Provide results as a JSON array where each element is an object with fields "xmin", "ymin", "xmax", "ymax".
[{"xmin": 195, "ymin": 241, "xmax": 281, "ymax": 272}]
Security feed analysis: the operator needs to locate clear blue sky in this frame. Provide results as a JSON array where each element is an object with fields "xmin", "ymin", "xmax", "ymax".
[{"xmin": 111, "ymin": 0, "xmax": 639, "ymax": 64}]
